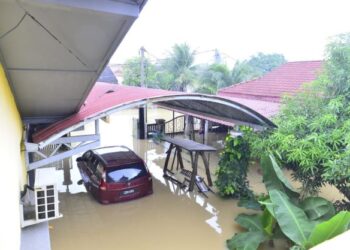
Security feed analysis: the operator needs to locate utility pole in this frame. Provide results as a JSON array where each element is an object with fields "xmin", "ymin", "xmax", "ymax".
[
  {"xmin": 214, "ymin": 48, "xmax": 221, "ymax": 64},
  {"xmin": 140, "ymin": 46, "xmax": 146, "ymax": 87},
  {"xmin": 139, "ymin": 46, "xmax": 147, "ymax": 139}
]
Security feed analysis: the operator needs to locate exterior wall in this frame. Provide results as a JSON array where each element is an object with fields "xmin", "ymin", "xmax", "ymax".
[{"xmin": 0, "ymin": 64, "xmax": 25, "ymax": 250}]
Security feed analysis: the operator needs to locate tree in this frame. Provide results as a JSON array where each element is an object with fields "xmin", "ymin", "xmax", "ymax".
[
  {"xmin": 324, "ymin": 33, "xmax": 350, "ymax": 97},
  {"xmin": 230, "ymin": 53, "xmax": 286, "ymax": 85},
  {"xmin": 231, "ymin": 60, "xmax": 259, "ymax": 84},
  {"xmin": 163, "ymin": 43, "xmax": 196, "ymax": 91},
  {"xmin": 122, "ymin": 56, "xmax": 158, "ymax": 88},
  {"xmin": 247, "ymin": 52, "xmax": 286, "ymax": 76},
  {"xmin": 195, "ymin": 63, "xmax": 232, "ymax": 94},
  {"xmin": 248, "ymin": 34, "xmax": 350, "ymax": 210}
]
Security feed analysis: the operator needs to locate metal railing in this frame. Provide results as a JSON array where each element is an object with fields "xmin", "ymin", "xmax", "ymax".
[{"xmin": 147, "ymin": 115, "xmax": 201, "ymax": 136}]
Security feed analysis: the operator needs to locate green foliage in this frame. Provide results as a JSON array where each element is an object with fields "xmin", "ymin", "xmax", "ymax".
[
  {"xmin": 231, "ymin": 60, "xmax": 259, "ymax": 84},
  {"xmin": 122, "ymin": 48, "xmax": 286, "ymax": 95},
  {"xmin": 122, "ymin": 57, "xmax": 157, "ymax": 87},
  {"xmin": 163, "ymin": 43, "xmax": 196, "ymax": 91},
  {"xmin": 227, "ymin": 231, "xmax": 266, "ymax": 250},
  {"xmin": 325, "ymin": 33, "xmax": 350, "ymax": 97},
  {"xmin": 300, "ymin": 197, "xmax": 335, "ymax": 221},
  {"xmin": 261, "ymin": 154, "xmax": 299, "ymax": 198},
  {"xmin": 195, "ymin": 63, "xmax": 232, "ymax": 94},
  {"xmin": 215, "ymin": 132, "xmax": 252, "ymax": 198},
  {"xmin": 247, "ymin": 52, "xmax": 287, "ymax": 76},
  {"xmin": 307, "ymin": 211, "xmax": 350, "ymax": 248},
  {"xmin": 247, "ymin": 34, "xmax": 350, "ymax": 208},
  {"xmin": 235, "ymin": 214, "xmax": 263, "ymax": 231},
  {"xmin": 230, "ymin": 53, "xmax": 286, "ymax": 84},
  {"xmin": 227, "ymin": 153, "xmax": 350, "ymax": 250},
  {"xmin": 269, "ymin": 189, "xmax": 315, "ymax": 246}
]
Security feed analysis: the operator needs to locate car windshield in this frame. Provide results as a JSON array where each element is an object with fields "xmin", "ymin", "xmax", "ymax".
[{"xmin": 106, "ymin": 164, "xmax": 147, "ymax": 183}]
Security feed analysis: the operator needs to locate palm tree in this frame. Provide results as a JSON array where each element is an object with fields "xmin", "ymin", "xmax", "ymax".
[
  {"xmin": 196, "ymin": 63, "xmax": 232, "ymax": 94},
  {"xmin": 164, "ymin": 43, "xmax": 196, "ymax": 91}
]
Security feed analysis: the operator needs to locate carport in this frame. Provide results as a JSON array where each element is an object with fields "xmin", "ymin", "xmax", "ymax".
[
  {"xmin": 26, "ymin": 82, "xmax": 276, "ymax": 171},
  {"xmin": 0, "ymin": 0, "xmax": 275, "ymax": 174}
]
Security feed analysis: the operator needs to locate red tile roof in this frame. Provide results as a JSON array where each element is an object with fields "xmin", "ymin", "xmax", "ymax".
[{"xmin": 218, "ymin": 61, "xmax": 324, "ymax": 102}]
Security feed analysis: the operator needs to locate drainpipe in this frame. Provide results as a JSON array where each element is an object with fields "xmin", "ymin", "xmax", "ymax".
[{"xmin": 140, "ymin": 46, "xmax": 146, "ymax": 87}]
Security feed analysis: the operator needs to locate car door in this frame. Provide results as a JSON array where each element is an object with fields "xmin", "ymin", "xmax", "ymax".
[
  {"xmin": 87, "ymin": 155, "xmax": 97, "ymax": 183},
  {"xmin": 78, "ymin": 151, "xmax": 92, "ymax": 185}
]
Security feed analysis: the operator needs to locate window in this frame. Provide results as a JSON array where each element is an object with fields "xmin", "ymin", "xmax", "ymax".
[
  {"xmin": 106, "ymin": 164, "xmax": 147, "ymax": 183},
  {"xmin": 89, "ymin": 156, "xmax": 99, "ymax": 173},
  {"xmin": 95, "ymin": 163, "xmax": 104, "ymax": 181},
  {"xmin": 83, "ymin": 151, "xmax": 92, "ymax": 161}
]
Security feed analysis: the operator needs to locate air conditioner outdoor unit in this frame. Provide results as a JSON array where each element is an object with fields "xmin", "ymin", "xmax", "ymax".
[{"xmin": 20, "ymin": 168, "xmax": 62, "ymax": 228}]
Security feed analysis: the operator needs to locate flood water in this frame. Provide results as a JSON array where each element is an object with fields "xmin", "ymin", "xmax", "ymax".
[{"xmin": 49, "ymin": 108, "xmax": 344, "ymax": 250}]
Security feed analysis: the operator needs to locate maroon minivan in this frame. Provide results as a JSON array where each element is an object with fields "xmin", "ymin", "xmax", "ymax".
[{"xmin": 77, "ymin": 146, "xmax": 153, "ymax": 204}]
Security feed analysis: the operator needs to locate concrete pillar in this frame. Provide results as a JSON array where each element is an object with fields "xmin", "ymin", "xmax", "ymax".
[
  {"xmin": 185, "ymin": 115, "xmax": 194, "ymax": 140},
  {"xmin": 204, "ymin": 120, "xmax": 209, "ymax": 145},
  {"xmin": 138, "ymin": 106, "xmax": 147, "ymax": 139}
]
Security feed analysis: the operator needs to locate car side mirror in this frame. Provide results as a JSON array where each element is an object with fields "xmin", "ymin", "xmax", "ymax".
[{"xmin": 76, "ymin": 157, "xmax": 84, "ymax": 162}]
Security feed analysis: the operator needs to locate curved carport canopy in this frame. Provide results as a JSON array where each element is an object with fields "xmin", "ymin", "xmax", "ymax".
[
  {"xmin": 26, "ymin": 83, "xmax": 275, "ymax": 170},
  {"xmin": 32, "ymin": 83, "xmax": 275, "ymax": 146}
]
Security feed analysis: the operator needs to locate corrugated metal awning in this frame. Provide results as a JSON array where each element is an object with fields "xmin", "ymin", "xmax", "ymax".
[{"xmin": 32, "ymin": 82, "xmax": 276, "ymax": 148}]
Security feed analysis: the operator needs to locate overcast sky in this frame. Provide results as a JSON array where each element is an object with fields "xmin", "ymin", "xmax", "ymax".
[{"xmin": 111, "ymin": 0, "xmax": 350, "ymax": 66}]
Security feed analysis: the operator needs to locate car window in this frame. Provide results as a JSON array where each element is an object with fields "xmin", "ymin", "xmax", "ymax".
[
  {"xmin": 89, "ymin": 156, "xmax": 99, "ymax": 173},
  {"xmin": 82, "ymin": 151, "xmax": 92, "ymax": 161},
  {"xmin": 95, "ymin": 163, "xmax": 104, "ymax": 181},
  {"xmin": 106, "ymin": 164, "xmax": 147, "ymax": 183}
]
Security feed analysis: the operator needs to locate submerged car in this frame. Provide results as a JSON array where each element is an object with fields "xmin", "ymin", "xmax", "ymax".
[{"xmin": 76, "ymin": 146, "xmax": 153, "ymax": 204}]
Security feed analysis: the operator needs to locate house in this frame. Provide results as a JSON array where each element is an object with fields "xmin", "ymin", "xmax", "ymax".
[
  {"xmin": 0, "ymin": 0, "xmax": 148, "ymax": 249},
  {"xmin": 218, "ymin": 61, "xmax": 324, "ymax": 116}
]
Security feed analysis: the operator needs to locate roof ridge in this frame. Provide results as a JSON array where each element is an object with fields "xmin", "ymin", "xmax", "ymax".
[{"xmin": 285, "ymin": 60, "xmax": 323, "ymax": 63}]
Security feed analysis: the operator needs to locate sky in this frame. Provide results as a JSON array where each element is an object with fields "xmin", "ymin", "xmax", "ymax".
[{"xmin": 111, "ymin": 0, "xmax": 350, "ymax": 66}]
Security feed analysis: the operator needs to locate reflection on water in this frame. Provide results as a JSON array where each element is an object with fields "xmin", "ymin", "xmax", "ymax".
[{"xmin": 50, "ymin": 108, "xmax": 344, "ymax": 250}]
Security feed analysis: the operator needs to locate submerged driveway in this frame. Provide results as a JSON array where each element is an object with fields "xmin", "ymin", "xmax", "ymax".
[{"xmin": 49, "ymin": 109, "xmax": 261, "ymax": 250}]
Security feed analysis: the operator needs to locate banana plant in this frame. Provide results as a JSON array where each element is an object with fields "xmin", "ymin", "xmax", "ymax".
[
  {"xmin": 269, "ymin": 189, "xmax": 350, "ymax": 249},
  {"xmin": 227, "ymin": 153, "xmax": 350, "ymax": 250}
]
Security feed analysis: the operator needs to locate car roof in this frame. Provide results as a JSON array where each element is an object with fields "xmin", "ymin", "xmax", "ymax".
[{"xmin": 92, "ymin": 146, "xmax": 143, "ymax": 168}]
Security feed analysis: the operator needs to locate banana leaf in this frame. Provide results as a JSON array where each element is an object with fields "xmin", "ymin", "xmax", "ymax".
[
  {"xmin": 227, "ymin": 231, "xmax": 267, "ymax": 250},
  {"xmin": 261, "ymin": 154, "xmax": 299, "ymax": 198},
  {"xmin": 307, "ymin": 211, "xmax": 350, "ymax": 248},
  {"xmin": 259, "ymin": 198, "xmax": 275, "ymax": 217},
  {"xmin": 261, "ymin": 208, "xmax": 276, "ymax": 236},
  {"xmin": 300, "ymin": 197, "xmax": 335, "ymax": 221},
  {"xmin": 238, "ymin": 197, "xmax": 262, "ymax": 211},
  {"xmin": 269, "ymin": 189, "xmax": 314, "ymax": 247},
  {"xmin": 235, "ymin": 214, "xmax": 263, "ymax": 231}
]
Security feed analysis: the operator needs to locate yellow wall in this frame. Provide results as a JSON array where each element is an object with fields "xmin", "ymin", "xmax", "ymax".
[{"xmin": 0, "ymin": 64, "xmax": 25, "ymax": 250}]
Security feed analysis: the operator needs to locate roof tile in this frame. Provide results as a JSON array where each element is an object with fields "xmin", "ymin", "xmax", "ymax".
[{"xmin": 218, "ymin": 60, "xmax": 323, "ymax": 102}]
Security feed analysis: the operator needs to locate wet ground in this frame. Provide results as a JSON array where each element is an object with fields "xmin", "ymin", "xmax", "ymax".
[{"xmin": 49, "ymin": 108, "xmax": 344, "ymax": 250}]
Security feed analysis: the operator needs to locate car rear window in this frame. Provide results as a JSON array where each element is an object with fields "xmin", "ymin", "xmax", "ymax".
[{"xmin": 106, "ymin": 164, "xmax": 147, "ymax": 183}]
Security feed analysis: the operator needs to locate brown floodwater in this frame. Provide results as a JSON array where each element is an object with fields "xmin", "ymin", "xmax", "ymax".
[{"xmin": 49, "ymin": 108, "xmax": 344, "ymax": 250}]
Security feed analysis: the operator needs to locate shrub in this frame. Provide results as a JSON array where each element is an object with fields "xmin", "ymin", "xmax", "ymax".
[
  {"xmin": 227, "ymin": 154, "xmax": 350, "ymax": 250},
  {"xmin": 215, "ymin": 131, "xmax": 252, "ymax": 198}
]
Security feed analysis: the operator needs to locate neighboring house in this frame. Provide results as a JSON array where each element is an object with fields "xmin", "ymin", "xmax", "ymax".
[
  {"xmin": 218, "ymin": 61, "xmax": 323, "ymax": 117},
  {"xmin": 98, "ymin": 66, "xmax": 118, "ymax": 84},
  {"xmin": 109, "ymin": 63, "xmax": 124, "ymax": 84}
]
